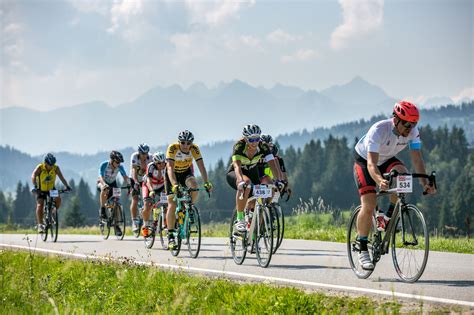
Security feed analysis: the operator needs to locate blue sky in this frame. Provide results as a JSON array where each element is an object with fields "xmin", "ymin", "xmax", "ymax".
[{"xmin": 1, "ymin": 0, "xmax": 472, "ymax": 110}]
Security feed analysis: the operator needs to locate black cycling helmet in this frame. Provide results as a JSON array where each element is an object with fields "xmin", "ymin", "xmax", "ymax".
[
  {"xmin": 138, "ymin": 143, "xmax": 150, "ymax": 154},
  {"xmin": 260, "ymin": 134, "xmax": 273, "ymax": 144},
  {"xmin": 242, "ymin": 124, "xmax": 261, "ymax": 138},
  {"xmin": 178, "ymin": 130, "xmax": 194, "ymax": 142},
  {"xmin": 110, "ymin": 150, "xmax": 124, "ymax": 163},
  {"xmin": 44, "ymin": 153, "xmax": 56, "ymax": 166}
]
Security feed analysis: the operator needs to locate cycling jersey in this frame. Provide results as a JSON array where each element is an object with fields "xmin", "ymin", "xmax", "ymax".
[
  {"xmin": 227, "ymin": 139, "xmax": 274, "ymax": 172},
  {"xmin": 35, "ymin": 163, "xmax": 58, "ymax": 192},
  {"xmin": 130, "ymin": 152, "xmax": 152, "ymax": 183},
  {"xmin": 145, "ymin": 162, "xmax": 165, "ymax": 189},
  {"xmin": 166, "ymin": 142, "xmax": 202, "ymax": 173},
  {"xmin": 355, "ymin": 118, "xmax": 421, "ymax": 165},
  {"xmin": 99, "ymin": 161, "xmax": 127, "ymax": 184}
]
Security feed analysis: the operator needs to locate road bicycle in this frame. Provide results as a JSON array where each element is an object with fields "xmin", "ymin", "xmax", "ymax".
[
  {"xmin": 169, "ymin": 186, "xmax": 209, "ymax": 258},
  {"xmin": 36, "ymin": 189, "xmax": 70, "ymax": 242},
  {"xmin": 142, "ymin": 192, "xmax": 168, "ymax": 249},
  {"xmin": 230, "ymin": 184, "xmax": 274, "ymax": 268},
  {"xmin": 347, "ymin": 170, "xmax": 436, "ymax": 283},
  {"xmin": 100, "ymin": 186, "xmax": 130, "ymax": 240}
]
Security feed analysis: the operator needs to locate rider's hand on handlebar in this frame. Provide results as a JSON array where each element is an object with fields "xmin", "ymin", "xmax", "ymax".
[
  {"xmin": 133, "ymin": 182, "xmax": 140, "ymax": 191},
  {"xmin": 276, "ymin": 180, "xmax": 286, "ymax": 192},
  {"xmin": 237, "ymin": 181, "xmax": 246, "ymax": 193},
  {"xmin": 423, "ymin": 182, "xmax": 436, "ymax": 195},
  {"xmin": 378, "ymin": 179, "xmax": 390, "ymax": 191},
  {"xmin": 204, "ymin": 181, "xmax": 213, "ymax": 192},
  {"xmin": 171, "ymin": 184, "xmax": 179, "ymax": 194},
  {"xmin": 149, "ymin": 191, "xmax": 155, "ymax": 198},
  {"xmin": 66, "ymin": 185, "xmax": 72, "ymax": 192}
]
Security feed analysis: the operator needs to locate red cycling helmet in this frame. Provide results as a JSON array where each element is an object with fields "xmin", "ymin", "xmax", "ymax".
[{"xmin": 393, "ymin": 101, "xmax": 420, "ymax": 123}]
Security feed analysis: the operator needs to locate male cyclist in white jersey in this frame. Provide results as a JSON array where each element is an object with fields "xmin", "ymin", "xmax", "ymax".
[
  {"xmin": 130, "ymin": 143, "xmax": 152, "ymax": 233},
  {"xmin": 353, "ymin": 101, "xmax": 436, "ymax": 270}
]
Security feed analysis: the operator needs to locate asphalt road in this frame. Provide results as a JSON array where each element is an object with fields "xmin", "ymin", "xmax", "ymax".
[{"xmin": 1, "ymin": 233, "xmax": 473, "ymax": 307}]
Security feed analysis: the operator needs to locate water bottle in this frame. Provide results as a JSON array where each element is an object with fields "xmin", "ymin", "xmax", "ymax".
[{"xmin": 178, "ymin": 211, "xmax": 185, "ymax": 225}]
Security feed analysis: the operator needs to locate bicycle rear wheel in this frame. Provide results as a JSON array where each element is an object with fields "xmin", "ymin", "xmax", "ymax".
[
  {"xmin": 187, "ymin": 205, "xmax": 201, "ymax": 258},
  {"xmin": 50, "ymin": 206, "xmax": 58, "ymax": 242},
  {"xmin": 144, "ymin": 224, "xmax": 156, "ymax": 249},
  {"xmin": 391, "ymin": 204, "xmax": 429, "ymax": 283},
  {"xmin": 269, "ymin": 205, "xmax": 280, "ymax": 254},
  {"xmin": 115, "ymin": 204, "xmax": 126, "ymax": 240},
  {"xmin": 255, "ymin": 205, "xmax": 273, "ymax": 268},
  {"xmin": 347, "ymin": 206, "xmax": 376, "ymax": 279},
  {"xmin": 229, "ymin": 209, "xmax": 247, "ymax": 265}
]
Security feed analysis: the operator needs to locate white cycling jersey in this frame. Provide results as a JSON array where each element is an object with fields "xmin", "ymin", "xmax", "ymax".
[
  {"xmin": 130, "ymin": 152, "xmax": 152, "ymax": 183},
  {"xmin": 355, "ymin": 118, "xmax": 421, "ymax": 165}
]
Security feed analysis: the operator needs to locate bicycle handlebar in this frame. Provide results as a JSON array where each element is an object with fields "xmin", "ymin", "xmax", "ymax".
[{"xmin": 382, "ymin": 170, "xmax": 437, "ymax": 195}]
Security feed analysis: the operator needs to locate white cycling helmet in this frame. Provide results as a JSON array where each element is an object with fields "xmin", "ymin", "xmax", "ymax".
[
  {"xmin": 242, "ymin": 124, "xmax": 261, "ymax": 138},
  {"xmin": 152, "ymin": 151, "xmax": 166, "ymax": 163}
]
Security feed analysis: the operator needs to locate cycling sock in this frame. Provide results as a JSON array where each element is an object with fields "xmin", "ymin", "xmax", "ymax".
[
  {"xmin": 357, "ymin": 236, "xmax": 368, "ymax": 251},
  {"xmin": 237, "ymin": 211, "xmax": 244, "ymax": 221},
  {"xmin": 386, "ymin": 203, "xmax": 395, "ymax": 218},
  {"xmin": 143, "ymin": 220, "xmax": 149, "ymax": 226},
  {"xmin": 168, "ymin": 230, "xmax": 175, "ymax": 238}
]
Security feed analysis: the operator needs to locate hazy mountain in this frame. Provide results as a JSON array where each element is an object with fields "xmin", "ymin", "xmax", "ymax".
[
  {"xmin": 423, "ymin": 96, "xmax": 455, "ymax": 107},
  {"xmin": 0, "ymin": 76, "xmax": 400, "ymax": 155}
]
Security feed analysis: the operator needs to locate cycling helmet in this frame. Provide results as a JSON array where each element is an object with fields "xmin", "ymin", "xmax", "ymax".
[
  {"xmin": 393, "ymin": 101, "xmax": 420, "ymax": 123},
  {"xmin": 138, "ymin": 143, "xmax": 150, "ymax": 154},
  {"xmin": 260, "ymin": 134, "xmax": 273, "ymax": 144},
  {"xmin": 44, "ymin": 153, "xmax": 56, "ymax": 166},
  {"xmin": 110, "ymin": 150, "xmax": 124, "ymax": 163},
  {"xmin": 242, "ymin": 124, "xmax": 261, "ymax": 138},
  {"xmin": 178, "ymin": 130, "xmax": 194, "ymax": 142},
  {"xmin": 152, "ymin": 151, "xmax": 166, "ymax": 163}
]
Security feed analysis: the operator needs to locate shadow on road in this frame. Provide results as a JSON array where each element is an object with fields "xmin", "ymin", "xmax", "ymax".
[
  {"xmin": 271, "ymin": 264, "xmax": 350, "ymax": 270},
  {"xmin": 415, "ymin": 279, "xmax": 474, "ymax": 287},
  {"xmin": 278, "ymin": 252, "xmax": 344, "ymax": 257},
  {"xmin": 57, "ymin": 240, "xmax": 102, "ymax": 243}
]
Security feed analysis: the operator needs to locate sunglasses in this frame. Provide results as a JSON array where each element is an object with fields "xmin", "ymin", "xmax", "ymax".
[
  {"xmin": 180, "ymin": 141, "xmax": 192, "ymax": 145},
  {"xmin": 112, "ymin": 159, "xmax": 121, "ymax": 165},
  {"xmin": 400, "ymin": 120, "xmax": 417, "ymax": 129},
  {"xmin": 246, "ymin": 137, "xmax": 260, "ymax": 143}
]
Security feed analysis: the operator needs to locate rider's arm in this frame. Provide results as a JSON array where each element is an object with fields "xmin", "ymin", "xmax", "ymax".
[
  {"xmin": 130, "ymin": 155, "xmax": 139, "ymax": 183},
  {"xmin": 55, "ymin": 166, "xmax": 70, "ymax": 188},
  {"xmin": 232, "ymin": 160, "xmax": 245, "ymax": 184},
  {"xmin": 367, "ymin": 152, "xmax": 386, "ymax": 187},
  {"xmin": 166, "ymin": 160, "xmax": 178, "ymax": 186},
  {"xmin": 409, "ymin": 150, "xmax": 435, "ymax": 194},
  {"xmin": 195, "ymin": 159, "xmax": 209, "ymax": 183},
  {"xmin": 118, "ymin": 165, "xmax": 130, "ymax": 185},
  {"xmin": 31, "ymin": 165, "xmax": 41, "ymax": 188}
]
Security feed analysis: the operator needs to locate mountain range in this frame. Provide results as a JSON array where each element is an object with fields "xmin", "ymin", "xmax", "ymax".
[{"xmin": 1, "ymin": 76, "xmax": 400, "ymax": 155}]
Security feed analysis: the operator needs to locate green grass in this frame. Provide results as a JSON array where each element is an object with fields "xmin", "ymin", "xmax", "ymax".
[{"xmin": 0, "ymin": 250, "xmax": 405, "ymax": 314}]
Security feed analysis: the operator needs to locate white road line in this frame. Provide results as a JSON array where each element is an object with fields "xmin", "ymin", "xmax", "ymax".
[{"xmin": 1, "ymin": 243, "xmax": 473, "ymax": 308}]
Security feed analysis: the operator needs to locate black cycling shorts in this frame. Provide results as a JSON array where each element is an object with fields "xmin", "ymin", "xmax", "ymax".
[{"xmin": 164, "ymin": 168, "xmax": 194, "ymax": 195}]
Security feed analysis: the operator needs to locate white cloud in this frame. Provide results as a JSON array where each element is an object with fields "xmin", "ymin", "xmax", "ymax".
[
  {"xmin": 452, "ymin": 87, "xmax": 474, "ymax": 103},
  {"xmin": 281, "ymin": 49, "xmax": 318, "ymax": 63},
  {"xmin": 169, "ymin": 32, "xmax": 210, "ymax": 65},
  {"xmin": 184, "ymin": 0, "xmax": 255, "ymax": 27},
  {"xmin": 266, "ymin": 29, "xmax": 301, "ymax": 44},
  {"xmin": 68, "ymin": 0, "xmax": 110, "ymax": 15},
  {"xmin": 108, "ymin": 0, "xmax": 145, "ymax": 33},
  {"xmin": 330, "ymin": 0, "xmax": 383, "ymax": 51},
  {"xmin": 239, "ymin": 35, "xmax": 262, "ymax": 50}
]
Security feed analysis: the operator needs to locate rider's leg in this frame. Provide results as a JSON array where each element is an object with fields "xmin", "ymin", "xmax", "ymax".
[
  {"xmin": 99, "ymin": 187, "xmax": 109, "ymax": 218},
  {"xmin": 131, "ymin": 194, "xmax": 138, "ymax": 220},
  {"xmin": 387, "ymin": 164, "xmax": 408, "ymax": 214},
  {"xmin": 185, "ymin": 176, "xmax": 199, "ymax": 203},
  {"xmin": 167, "ymin": 196, "xmax": 177, "ymax": 231},
  {"xmin": 357, "ymin": 193, "xmax": 377, "ymax": 244},
  {"xmin": 142, "ymin": 200, "xmax": 152, "ymax": 224},
  {"xmin": 54, "ymin": 196, "xmax": 61, "ymax": 210},
  {"xmin": 36, "ymin": 198, "xmax": 45, "ymax": 225}
]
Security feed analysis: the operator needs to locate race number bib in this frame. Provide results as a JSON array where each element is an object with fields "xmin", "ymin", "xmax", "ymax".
[
  {"xmin": 49, "ymin": 190, "xmax": 59, "ymax": 197},
  {"xmin": 396, "ymin": 175, "xmax": 413, "ymax": 193},
  {"xmin": 254, "ymin": 185, "xmax": 272, "ymax": 198},
  {"xmin": 112, "ymin": 188, "xmax": 122, "ymax": 197},
  {"xmin": 159, "ymin": 193, "xmax": 168, "ymax": 204}
]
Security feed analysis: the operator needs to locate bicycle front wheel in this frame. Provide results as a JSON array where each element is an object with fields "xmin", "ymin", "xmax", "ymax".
[
  {"xmin": 50, "ymin": 207, "xmax": 58, "ymax": 242},
  {"xmin": 187, "ymin": 205, "xmax": 201, "ymax": 258},
  {"xmin": 269, "ymin": 204, "xmax": 280, "ymax": 254},
  {"xmin": 158, "ymin": 208, "xmax": 168, "ymax": 250},
  {"xmin": 275, "ymin": 203, "xmax": 285, "ymax": 250},
  {"xmin": 255, "ymin": 205, "xmax": 273, "ymax": 268},
  {"xmin": 391, "ymin": 204, "xmax": 429, "ymax": 283},
  {"xmin": 115, "ymin": 204, "xmax": 126, "ymax": 240},
  {"xmin": 347, "ymin": 206, "xmax": 376, "ymax": 279},
  {"xmin": 40, "ymin": 206, "xmax": 48, "ymax": 242}
]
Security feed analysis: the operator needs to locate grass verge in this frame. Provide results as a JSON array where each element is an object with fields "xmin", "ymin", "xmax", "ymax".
[{"xmin": 0, "ymin": 249, "xmax": 407, "ymax": 313}]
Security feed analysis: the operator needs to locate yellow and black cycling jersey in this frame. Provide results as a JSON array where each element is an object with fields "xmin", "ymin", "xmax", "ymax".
[
  {"xmin": 228, "ymin": 138, "xmax": 274, "ymax": 172},
  {"xmin": 166, "ymin": 142, "xmax": 202, "ymax": 173},
  {"xmin": 35, "ymin": 163, "xmax": 58, "ymax": 191}
]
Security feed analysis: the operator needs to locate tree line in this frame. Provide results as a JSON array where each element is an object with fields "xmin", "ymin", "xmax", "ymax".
[{"xmin": 1, "ymin": 124, "xmax": 472, "ymax": 237}]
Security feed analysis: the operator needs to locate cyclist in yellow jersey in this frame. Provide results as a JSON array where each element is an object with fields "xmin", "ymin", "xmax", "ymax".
[
  {"xmin": 31, "ymin": 153, "xmax": 71, "ymax": 233},
  {"xmin": 165, "ymin": 130, "xmax": 213, "ymax": 249}
]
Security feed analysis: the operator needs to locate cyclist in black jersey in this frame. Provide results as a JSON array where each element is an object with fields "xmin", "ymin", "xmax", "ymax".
[
  {"xmin": 259, "ymin": 134, "xmax": 291, "ymax": 196},
  {"xmin": 226, "ymin": 125, "xmax": 284, "ymax": 233}
]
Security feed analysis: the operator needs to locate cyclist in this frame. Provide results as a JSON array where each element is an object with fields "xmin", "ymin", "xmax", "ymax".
[
  {"xmin": 165, "ymin": 130, "xmax": 213, "ymax": 249},
  {"xmin": 260, "ymin": 134, "xmax": 292, "ymax": 196},
  {"xmin": 31, "ymin": 153, "xmax": 72, "ymax": 233},
  {"xmin": 226, "ymin": 125, "xmax": 284, "ymax": 234},
  {"xmin": 141, "ymin": 151, "xmax": 166, "ymax": 237},
  {"xmin": 130, "ymin": 143, "xmax": 152, "ymax": 234},
  {"xmin": 353, "ymin": 101, "xmax": 436, "ymax": 270},
  {"xmin": 98, "ymin": 150, "xmax": 130, "ymax": 237}
]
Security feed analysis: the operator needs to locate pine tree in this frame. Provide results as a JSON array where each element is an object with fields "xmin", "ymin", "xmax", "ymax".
[{"xmin": 63, "ymin": 196, "xmax": 86, "ymax": 227}]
